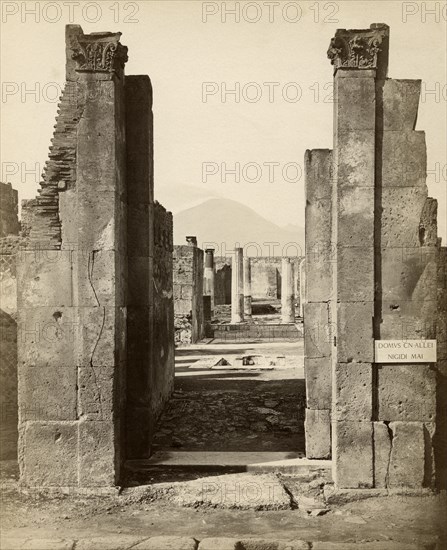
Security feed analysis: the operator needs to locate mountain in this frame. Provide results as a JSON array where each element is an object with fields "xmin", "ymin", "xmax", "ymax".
[{"xmin": 173, "ymin": 198, "xmax": 304, "ymax": 257}]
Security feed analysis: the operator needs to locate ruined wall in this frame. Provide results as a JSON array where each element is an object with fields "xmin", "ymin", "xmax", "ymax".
[
  {"xmin": 173, "ymin": 245, "xmax": 204, "ymax": 344},
  {"xmin": 214, "ymin": 256, "xmax": 231, "ymax": 305},
  {"xmin": 214, "ymin": 256, "xmax": 303, "ymax": 306},
  {"xmin": 305, "ymin": 24, "xmax": 445, "ymax": 490},
  {"xmin": 0, "ymin": 184, "xmax": 22, "ymax": 459},
  {"xmin": 125, "ymin": 76, "xmax": 174, "ymax": 459},
  {"xmin": 1, "ymin": 183, "xmax": 20, "ymax": 238},
  {"xmin": 17, "ymin": 25, "xmax": 174, "ymax": 488},
  {"xmin": 152, "ymin": 203, "xmax": 174, "ymax": 426},
  {"xmin": 251, "ymin": 257, "xmax": 281, "ymax": 300},
  {"xmin": 372, "ymin": 78, "xmax": 442, "ymax": 490}
]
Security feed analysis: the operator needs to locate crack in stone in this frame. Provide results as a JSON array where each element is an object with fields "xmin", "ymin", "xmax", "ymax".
[
  {"xmin": 87, "ymin": 250, "xmax": 105, "ymax": 418},
  {"xmin": 384, "ymin": 421, "xmax": 393, "ymax": 488}
]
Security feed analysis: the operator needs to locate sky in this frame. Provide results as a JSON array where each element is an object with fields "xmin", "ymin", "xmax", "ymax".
[{"xmin": 1, "ymin": 0, "xmax": 446, "ymax": 240}]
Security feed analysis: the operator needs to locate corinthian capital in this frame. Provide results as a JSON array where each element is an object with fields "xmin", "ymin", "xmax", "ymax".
[
  {"xmin": 70, "ymin": 31, "xmax": 128, "ymax": 73},
  {"xmin": 327, "ymin": 24, "xmax": 389, "ymax": 73}
]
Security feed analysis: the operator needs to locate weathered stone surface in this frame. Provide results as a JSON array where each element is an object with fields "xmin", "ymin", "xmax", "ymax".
[
  {"xmin": 18, "ymin": 26, "xmax": 174, "ymax": 490},
  {"xmin": 337, "ymin": 247, "xmax": 374, "ymax": 302},
  {"xmin": 333, "ymin": 421, "xmax": 373, "ymax": 488},
  {"xmin": 305, "ymin": 246, "xmax": 333, "ymax": 304},
  {"xmin": 388, "ymin": 421, "xmax": 425, "ymax": 488},
  {"xmin": 78, "ymin": 420, "xmax": 117, "ymax": 486},
  {"xmin": 76, "ymin": 536, "xmax": 148, "ymax": 550},
  {"xmin": 336, "ymin": 302, "xmax": 374, "ymax": 363},
  {"xmin": 336, "ymin": 130, "xmax": 375, "ymax": 187},
  {"xmin": 304, "ymin": 303, "xmax": 331, "ymax": 359},
  {"xmin": 18, "ymin": 306, "xmax": 77, "ymax": 368},
  {"xmin": 17, "ymin": 251, "xmax": 73, "ymax": 308},
  {"xmin": 381, "ymin": 186, "xmax": 429, "ymax": 248},
  {"xmin": 305, "ymin": 358, "xmax": 331, "ymax": 410},
  {"xmin": 377, "ymin": 364, "xmax": 436, "ymax": 422},
  {"xmin": 383, "ymin": 79, "xmax": 421, "ymax": 132},
  {"xmin": 281, "ymin": 258, "xmax": 295, "ymax": 323},
  {"xmin": 198, "ymin": 539, "xmax": 238, "ymax": 550},
  {"xmin": 75, "ymin": 250, "xmax": 127, "ymax": 307},
  {"xmin": 334, "ymin": 363, "xmax": 372, "ymax": 421},
  {"xmin": 133, "ymin": 538, "xmax": 198, "ymax": 550},
  {"xmin": 337, "ymin": 186, "xmax": 375, "ymax": 247},
  {"xmin": 19, "ymin": 366, "xmax": 77, "ymax": 421},
  {"xmin": 0, "ymin": 182, "xmax": 19, "ymax": 237},
  {"xmin": 21, "ymin": 422, "xmax": 78, "ymax": 486},
  {"xmin": 380, "ymin": 300, "xmax": 437, "ymax": 340},
  {"xmin": 381, "ymin": 246, "xmax": 438, "ymax": 302},
  {"xmin": 77, "ymin": 306, "xmax": 127, "ymax": 367},
  {"xmin": 125, "ymin": 75, "xmax": 154, "ymax": 205},
  {"xmin": 373, "ymin": 421, "xmax": 391, "ymax": 488},
  {"xmin": 304, "ymin": 149, "xmax": 333, "ymax": 202},
  {"xmin": 382, "ymin": 130, "xmax": 426, "ymax": 187},
  {"xmin": 78, "ymin": 366, "xmax": 115, "ymax": 421},
  {"xmin": 305, "ymin": 409, "xmax": 331, "ymax": 459},
  {"xmin": 174, "ymin": 244, "xmax": 204, "ymax": 344},
  {"xmin": 335, "ymin": 75, "xmax": 376, "ymax": 132}
]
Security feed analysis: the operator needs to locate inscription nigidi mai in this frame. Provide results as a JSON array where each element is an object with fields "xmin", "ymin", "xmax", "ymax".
[{"xmin": 375, "ymin": 340, "xmax": 437, "ymax": 363}]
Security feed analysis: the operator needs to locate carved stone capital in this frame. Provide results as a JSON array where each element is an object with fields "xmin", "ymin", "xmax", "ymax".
[
  {"xmin": 70, "ymin": 32, "xmax": 128, "ymax": 73},
  {"xmin": 327, "ymin": 24, "xmax": 389, "ymax": 72}
]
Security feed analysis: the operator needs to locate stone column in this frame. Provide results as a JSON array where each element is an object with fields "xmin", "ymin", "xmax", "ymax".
[
  {"xmin": 204, "ymin": 248, "xmax": 215, "ymax": 312},
  {"xmin": 281, "ymin": 258, "xmax": 295, "ymax": 323},
  {"xmin": 328, "ymin": 24, "xmax": 390, "ymax": 489},
  {"xmin": 299, "ymin": 259, "xmax": 305, "ymax": 318},
  {"xmin": 231, "ymin": 247, "xmax": 244, "ymax": 324},
  {"xmin": 17, "ymin": 25, "xmax": 129, "ymax": 489},
  {"xmin": 243, "ymin": 257, "xmax": 252, "ymax": 318}
]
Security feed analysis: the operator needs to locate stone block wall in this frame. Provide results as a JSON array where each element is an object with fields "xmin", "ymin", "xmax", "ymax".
[
  {"xmin": 173, "ymin": 244, "xmax": 204, "ymax": 344},
  {"xmin": 17, "ymin": 25, "xmax": 174, "ymax": 489},
  {"xmin": 305, "ymin": 24, "xmax": 446, "ymax": 490},
  {"xmin": 1, "ymin": 183, "xmax": 19, "ymax": 238},
  {"xmin": 0, "ymin": 183, "xmax": 23, "ymax": 459},
  {"xmin": 152, "ymin": 203, "xmax": 174, "ymax": 426}
]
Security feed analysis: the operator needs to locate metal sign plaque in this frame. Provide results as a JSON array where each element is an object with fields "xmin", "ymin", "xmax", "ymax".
[{"xmin": 374, "ymin": 340, "xmax": 437, "ymax": 363}]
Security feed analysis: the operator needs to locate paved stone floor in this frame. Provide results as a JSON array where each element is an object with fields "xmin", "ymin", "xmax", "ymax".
[{"xmin": 152, "ymin": 341, "xmax": 305, "ymax": 453}]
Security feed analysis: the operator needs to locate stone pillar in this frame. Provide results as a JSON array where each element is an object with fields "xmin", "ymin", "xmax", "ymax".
[
  {"xmin": 231, "ymin": 247, "xmax": 244, "ymax": 324},
  {"xmin": 204, "ymin": 248, "xmax": 215, "ymax": 312},
  {"xmin": 281, "ymin": 258, "xmax": 295, "ymax": 323},
  {"xmin": 243, "ymin": 257, "xmax": 252, "ymax": 319},
  {"xmin": 299, "ymin": 259, "xmax": 305, "ymax": 318},
  {"xmin": 173, "ymin": 244, "xmax": 204, "ymax": 344},
  {"xmin": 17, "ymin": 25, "xmax": 129, "ymax": 489},
  {"xmin": 328, "ymin": 24, "xmax": 389, "ymax": 489},
  {"xmin": 304, "ymin": 150, "xmax": 333, "ymax": 459}
]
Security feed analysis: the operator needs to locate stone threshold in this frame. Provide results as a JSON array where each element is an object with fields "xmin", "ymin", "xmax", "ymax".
[{"xmin": 126, "ymin": 452, "xmax": 331, "ymax": 474}]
